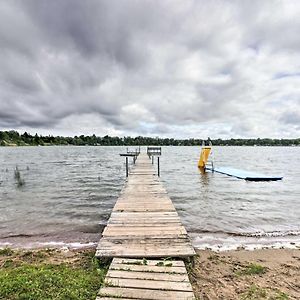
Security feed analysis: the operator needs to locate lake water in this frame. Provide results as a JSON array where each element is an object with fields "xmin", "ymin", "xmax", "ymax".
[{"xmin": 0, "ymin": 146, "xmax": 299, "ymax": 250}]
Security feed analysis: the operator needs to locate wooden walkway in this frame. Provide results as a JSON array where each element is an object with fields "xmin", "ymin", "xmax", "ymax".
[
  {"xmin": 96, "ymin": 258, "xmax": 195, "ymax": 300},
  {"xmin": 96, "ymin": 153, "xmax": 195, "ymax": 299}
]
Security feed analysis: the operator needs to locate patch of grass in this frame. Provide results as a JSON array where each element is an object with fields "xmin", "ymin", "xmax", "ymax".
[
  {"xmin": 240, "ymin": 285, "xmax": 289, "ymax": 300},
  {"xmin": 236, "ymin": 263, "xmax": 267, "ymax": 276},
  {"xmin": 155, "ymin": 258, "xmax": 173, "ymax": 267},
  {"xmin": 0, "ymin": 247, "xmax": 14, "ymax": 256},
  {"xmin": 123, "ymin": 260, "xmax": 143, "ymax": 265},
  {"xmin": 0, "ymin": 249, "xmax": 108, "ymax": 300},
  {"xmin": 155, "ymin": 262, "xmax": 173, "ymax": 267},
  {"xmin": 275, "ymin": 291, "xmax": 289, "ymax": 299},
  {"xmin": 14, "ymin": 166, "xmax": 25, "ymax": 187},
  {"xmin": 208, "ymin": 254, "xmax": 219, "ymax": 261},
  {"xmin": 164, "ymin": 262, "xmax": 173, "ymax": 267},
  {"xmin": 241, "ymin": 285, "xmax": 267, "ymax": 299},
  {"xmin": 2, "ymin": 259, "xmax": 14, "ymax": 268}
]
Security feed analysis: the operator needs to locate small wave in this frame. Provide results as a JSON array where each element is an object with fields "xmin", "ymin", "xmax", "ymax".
[
  {"xmin": 0, "ymin": 233, "xmax": 42, "ymax": 239},
  {"xmin": 192, "ymin": 233, "xmax": 300, "ymax": 252},
  {"xmin": 194, "ymin": 241, "xmax": 300, "ymax": 252},
  {"xmin": 239, "ymin": 230, "xmax": 300, "ymax": 238},
  {"xmin": 36, "ymin": 241, "xmax": 97, "ymax": 249},
  {"xmin": 190, "ymin": 229, "xmax": 300, "ymax": 238}
]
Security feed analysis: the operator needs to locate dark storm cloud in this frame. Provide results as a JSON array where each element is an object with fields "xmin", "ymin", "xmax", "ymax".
[{"xmin": 0, "ymin": 0, "xmax": 300, "ymax": 137}]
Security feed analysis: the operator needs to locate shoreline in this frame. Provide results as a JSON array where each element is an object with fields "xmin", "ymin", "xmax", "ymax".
[
  {"xmin": 0, "ymin": 246, "xmax": 299, "ymax": 299},
  {"xmin": 1, "ymin": 235, "xmax": 300, "ymax": 252}
]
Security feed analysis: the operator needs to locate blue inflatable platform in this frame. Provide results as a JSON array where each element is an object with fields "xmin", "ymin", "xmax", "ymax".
[{"xmin": 206, "ymin": 166, "xmax": 283, "ymax": 181}]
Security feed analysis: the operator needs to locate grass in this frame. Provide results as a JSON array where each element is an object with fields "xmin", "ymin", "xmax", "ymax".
[
  {"xmin": 0, "ymin": 247, "xmax": 14, "ymax": 256},
  {"xmin": 0, "ymin": 248, "xmax": 108, "ymax": 300},
  {"xmin": 241, "ymin": 285, "xmax": 267, "ymax": 299},
  {"xmin": 236, "ymin": 263, "xmax": 267, "ymax": 276},
  {"xmin": 275, "ymin": 292, "xmax": 290, "ymax": 300},
  {"xmin": 14, "ymin": 166, "xmax": 25, "ymax": 187},
  {"xmin": 241, "ymin": 285, "xmax": 289, "ymax": 300},
  {"xmin": 155, "ymin": 257, "xmax": 173, "ymax": 267}
]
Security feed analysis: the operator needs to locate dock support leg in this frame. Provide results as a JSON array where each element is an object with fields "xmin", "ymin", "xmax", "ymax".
[
  {"xmin": 158, "ymin": 156, "xmax": 160, "ymax": 177},
  {"xmin": 126, "ymin": 157, "xmax": 128, "ymax": 177}
]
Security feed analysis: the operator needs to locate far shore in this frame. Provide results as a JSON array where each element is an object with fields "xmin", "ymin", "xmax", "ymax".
[{"xmin": 0, "ymin": 246, "xmax": 299, "ymax": 299}]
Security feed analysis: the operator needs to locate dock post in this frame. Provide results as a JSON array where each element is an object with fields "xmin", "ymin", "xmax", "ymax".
[
  {"xmin": 158, "ymin": 156, "xmax": 160, "ymax": 177},
  {"xmin": 152, "ymin": 156, "xmax": 154, "ymax": 164},
  {"xmin": 126, "ymin": 157, "xmax": 129, "ymax": 177}
]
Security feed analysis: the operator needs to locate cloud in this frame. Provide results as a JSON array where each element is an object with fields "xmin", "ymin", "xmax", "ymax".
[
  {"xmin": 280, "ymin": 111, "xmax": 300, "ymax": 125},
  {"xmin": 0, "ymin": 0, "xmax": 299, "ymax": 138}
]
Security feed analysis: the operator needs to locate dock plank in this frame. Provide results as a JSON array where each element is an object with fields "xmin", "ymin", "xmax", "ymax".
[
  {"xmin": 113, "ymin": 258, "xmax": 185, "ymax": 267},
  {"xmin": 97, "ymin": 287, "xmax": 195, "ymax": 300},
  {"xmin": 106, "ymin": 270, "xmax": 190, "ymax": 282},
  {"xmin": 105, "ymin": 278, "xmax": 193, "ymax": 292}
]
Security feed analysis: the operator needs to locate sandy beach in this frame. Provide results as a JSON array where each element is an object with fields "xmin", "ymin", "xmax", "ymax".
[{"xmin": 190, "ymin": 248, "xmax": 300, "ymax": 299}]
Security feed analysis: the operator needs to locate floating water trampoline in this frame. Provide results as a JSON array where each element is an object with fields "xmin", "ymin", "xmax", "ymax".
[{"xmin": 198, "ymin": 140, "xmax": 283, "ymax": 181}]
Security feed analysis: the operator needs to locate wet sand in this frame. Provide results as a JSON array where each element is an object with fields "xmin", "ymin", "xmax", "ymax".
[{"xmin": 190, "ymin": 248, "xmax": 300, "ymax": 299}]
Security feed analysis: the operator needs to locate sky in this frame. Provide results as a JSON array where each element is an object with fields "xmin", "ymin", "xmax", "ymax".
[{"xmin": 0, "ymin": 0, "xmax": 299, "ymax": 139}]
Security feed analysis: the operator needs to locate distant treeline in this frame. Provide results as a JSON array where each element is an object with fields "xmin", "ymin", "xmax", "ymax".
[{"xmin": 0, "ymin": 130, "xmax": 299, "ymax": 146}]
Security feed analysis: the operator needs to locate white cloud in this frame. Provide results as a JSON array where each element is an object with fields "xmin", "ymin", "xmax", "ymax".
[{"xmin": 0, "ymin": 0, "xmax": 299, "ymax": 138}]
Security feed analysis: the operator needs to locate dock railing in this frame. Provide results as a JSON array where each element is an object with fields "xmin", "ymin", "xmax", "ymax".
[
  {"xmin": 147, "ymin": 146, "xmax": 161, "ymax": 156},
  {"xmin": 120, "ymin": 148, "xmax": 140, "ymax": 177},
  {"xmin": 147, "ymin": 146, "xmax": 161, "ymax": 176}
]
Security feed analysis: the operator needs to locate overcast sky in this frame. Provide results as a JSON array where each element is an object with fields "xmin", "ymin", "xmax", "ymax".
[{"xmin": 0, "ymin": 0, "xmax": 299, "ymax": 138}]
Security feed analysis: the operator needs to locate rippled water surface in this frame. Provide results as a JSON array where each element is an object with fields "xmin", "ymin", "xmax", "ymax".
[{"xmin": 0, "ymin": 146, "xmax": 299, "ymax": 250}]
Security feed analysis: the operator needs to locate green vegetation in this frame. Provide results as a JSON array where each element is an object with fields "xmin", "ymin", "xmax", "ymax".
[
  {"xmin": 0, "ymin": 248, "xmax": 108, "ymax": 300},
  {"xmin": 14, "ymin": 166, "xmax": 25, "ymax": 187},
  {"xmin": 236, "ymin": 263, "xmax": 267, "ymax": 276},
  {"xmin": 155, "ymin": 260, "xmax": 173, "ymax": 267},
  {"xmin": 1, "ymin": 130, "xmax": 299, "ymax": 146},
  {"xmin": 241, "ymin": 285, "xmax": 267, "ymax": 299},
  {"xmin": 241, "ymin": 285, "xmax": 289, "ymax": 300},
  {"xmin": 0, "ymin": 247, "xmax": 14, "ymax": 256}
]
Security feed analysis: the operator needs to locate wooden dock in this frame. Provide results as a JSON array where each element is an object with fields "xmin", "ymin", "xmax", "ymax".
[
  {"xmin": 96, "ymin": 258, "xmax": 195, "ymax": 300},
  {"xmin": 96, "ymin": 152, "xmax": 196, "ymax": 299}
]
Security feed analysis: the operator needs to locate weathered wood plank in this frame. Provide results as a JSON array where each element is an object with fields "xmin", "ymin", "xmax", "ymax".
[
  {"xmin": 110, "ymin": 211, "xmax": 179, "ymax": 217},
  {"xmin": 103, "ymin": 226, "xmax": 187, "ymax": 236},
  {"xmin": 116, "ymin": 197, "xmax": 172, "ymax": 203},
  {"xmin": 113, "ymin": 202, "xmax": 174, "ymax": 208},
  {"xmin": 105, "ymin": 277, "xmax": 193, "ymax": 292},
  {"xmin": 108, "ymin": 220, "xmax": 182, "ymax": 225},
  {"xmin": 96, "ymin": 298, "xmax": 139, "ymax": 300},
  {"xmin": 98, "ymin": 287, "xmax": 195, "ymax": 300},
  {"xmin": 96, "ymin": 246, "xmax": 195, "ymax": 258},
  {"xmin": 113, "ymin": 207, "xmax": 176, "ymax": 212},
  {"xmin": 98, "ymin": 237, "xmax": 194, "ymax": 249},
  {"xmin": 112, "ymin": 258, "xmax": 185, "ymax": 267},
  {"xmin": 106, "ymin": 270, "xmax": 190, "ymax": 282}
]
